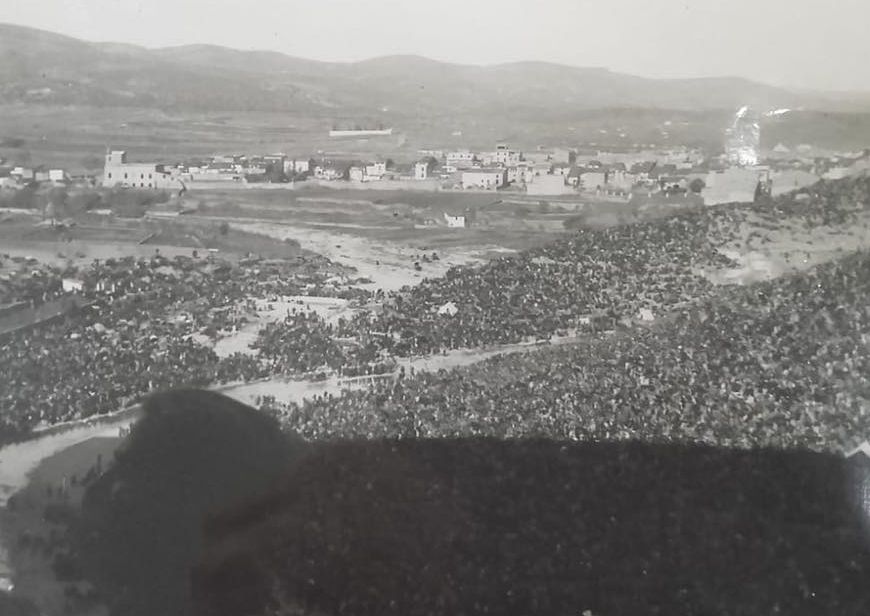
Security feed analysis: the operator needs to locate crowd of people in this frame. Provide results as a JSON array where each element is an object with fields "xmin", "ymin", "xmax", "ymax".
[
  {"xmin": 0, "ymin": 252, "xmax": 367, "ymax": 441},
  {"xmin": 1, "ymin": 173, "xmax": 869, "ymax": 446},
  {"xmin": 267, "ymin": 249, "xmax": 870, "ymax": 453},
  {"xmin": 334, "ymin": 214, "xmax": 737, "ymax": 355}
]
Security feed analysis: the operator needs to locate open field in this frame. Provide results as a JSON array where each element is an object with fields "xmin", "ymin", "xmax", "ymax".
[
  {"xmin": 706, "ymin": 209, "xmax": 870, "ymax": 284},
  {"xmin": 0, "ymin": 209, "xmax": 326, "ymax": 267},
  {"xmin": 0, "ymin": 104, "xmax": 714, "ymax": 175},
  {"xmin": 5, "ymin": 103, "xmax": 870, "ymax": 181}
]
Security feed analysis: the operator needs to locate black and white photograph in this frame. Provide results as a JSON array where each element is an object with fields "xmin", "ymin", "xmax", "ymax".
[{"xmin": 1, "ymin": 1, "xmax": 870, "ymax": 614}]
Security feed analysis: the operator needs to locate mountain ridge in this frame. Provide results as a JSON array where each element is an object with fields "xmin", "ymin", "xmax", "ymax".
[{"xmin": 1, "ymin": 22, "xmax": 869, "ymax": 120}]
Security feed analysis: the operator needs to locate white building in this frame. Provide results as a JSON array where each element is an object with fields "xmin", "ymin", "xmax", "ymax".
[
  {"xmin": 446, "ymin": 151, "xmax": 476, "ymax": 168},
  {"xmin": 492, "ymin": 144, "xmax": 521, "ymax": 167},
  {"xmin": 10, "ymin": 167, "xmax": 33, "ymax": 181},
  {"xmin": 284, "ymin": 159, "xmax": 311, "ymax": 175},
  {"xmin": 48, "ymin": 169, "xmax": 67, "ymax": 183},
  {"xmin": 366, "ymin": 162, "xmax": 387, "ymax": 178},
  {"xmin": 414, "ymin": 162, "xmax": 429, "ymax": 180},
  {"xmin": 461, "ymin": 169, "xmax": 507, "ymax": 190},
  {"xmin": 527, "ymin": 174, "xmax": 571, "ymax": 196},
  {"xmin": 314, "ymin": 165, "xmax": 341, "ymax": 180},
  {"xmin": 579, "ymin": 171, "xmax": 607, "ymax": 191},
  {"xmin": 444, "ymin": 213, "xmax": 467, "ymax": 228},
  {"xmin": 102, "ymin": 150, "xmax": 182, "ymax": 190}
]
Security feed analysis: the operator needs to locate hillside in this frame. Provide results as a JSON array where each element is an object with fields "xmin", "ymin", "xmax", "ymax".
[{"xmin": 0, "ymin": 22, "xmax": 861, "ymax": 116}]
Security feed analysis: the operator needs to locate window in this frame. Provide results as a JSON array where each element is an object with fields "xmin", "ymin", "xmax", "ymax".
[
  {"xmin": 108, "ymin": 172, "xmax": 112, "ymax": 179},
  {"xmin": 124, "ymin": 173, "xmax": 128, "ymax": 179}
]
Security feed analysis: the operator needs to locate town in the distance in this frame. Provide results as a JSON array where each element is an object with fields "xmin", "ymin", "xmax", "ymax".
[{"xmin": 5, "ymin": 107, "xmax": 870, "ymax": 221}]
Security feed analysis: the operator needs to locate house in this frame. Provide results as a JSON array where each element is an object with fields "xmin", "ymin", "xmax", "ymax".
[
  {"xmin": 314, "ymin": 165, "xmax": 341, "ymax": 180},
  {"xmin": 365, "ymin": 162, "xmax": 387, "ymax": 178},
  {"xmin": 606, "ymin": 166, "xmax": 633, "ymax": 190},
  {"xmin": 527, "ymin": 174, "xmax": 571, "ymax": 196},
  {"xmin": 62, "ymin": 278, "xmax": 84, "ymax": 292},
  {"xmin": 348, "ymin": 166, "xmax": 366, "ymax": 182},
  {"xmin": 444, "ymin": 213, "xmax": 467, "ymax": 228},
  {"xmin": 461, "ymin": 169, "xmax": 507, "ymax": 190},
  {"xmin": 292, "ymin": 159, "xmax": 312, "ymax": 174},
  {"xmin": 566, "ymin": 167, "xmax": 582, "ymax": 188},
  {"xmin": 579, "ymin": 170, "xmax": 607, "ymax": 191},
  {"xmin": 102, "ymin": 150, "xmax": 182, "ymax": 190},
  {"xmin": 414, "ymin": 162, "xmax": 429, "ymax": 180},
  {"xmin": 491, "ymin": 144, "xmax": 520, "ymax": 167},
  {"xmin": 630, "ymin": 161, "xmax": 657, "ymax": 182},
  {"xmin": 446, "ymin": 151, "xmax": 475, "ymax": 168},
  {"xmin": 10, "ymin": 167, "xmax": 34, "ymax": 182}
]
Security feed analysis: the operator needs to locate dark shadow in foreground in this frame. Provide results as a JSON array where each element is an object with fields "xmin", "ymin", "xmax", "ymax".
[
  {"xmin": 193, "ymin": 437, "xmax": 870, "ymax": 616},
  {"xmin": 76, "ymin": 389, "xmax": 305, "ymax": 616}
]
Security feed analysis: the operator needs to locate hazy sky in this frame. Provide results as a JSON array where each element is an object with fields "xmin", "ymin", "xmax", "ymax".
[{"xmin": 6, "ymin": 0, "xmax": 869, "ymax": 91}]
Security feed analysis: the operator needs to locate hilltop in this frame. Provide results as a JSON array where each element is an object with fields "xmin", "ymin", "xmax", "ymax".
[{"xmin": 0, "ymin": 22, "xmax": 863, "ymax": 116}]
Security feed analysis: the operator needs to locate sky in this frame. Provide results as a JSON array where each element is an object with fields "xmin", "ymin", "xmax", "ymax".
[{"xmin": 5, "ymin": 0, "xmax": 869, "ymax": 92}]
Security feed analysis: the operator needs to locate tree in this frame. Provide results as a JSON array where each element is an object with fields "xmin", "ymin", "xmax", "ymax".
[
  {"xmin": 689, "ymin": 178, "xmax": 706, "ymax": 194},
  {"xmin": 219, "ymin": 221, "xmax": 230, "ymax": 236}
]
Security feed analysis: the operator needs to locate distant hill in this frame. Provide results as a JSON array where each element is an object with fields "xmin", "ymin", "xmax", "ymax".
[{"xmin": 0, "ymin": 22, "xmax": 865, "ymax": 116}]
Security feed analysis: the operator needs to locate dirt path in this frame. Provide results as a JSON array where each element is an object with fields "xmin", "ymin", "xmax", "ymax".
[{"xmin": 227, "ymin": 220, "xmax": 483, "ymax": 291}]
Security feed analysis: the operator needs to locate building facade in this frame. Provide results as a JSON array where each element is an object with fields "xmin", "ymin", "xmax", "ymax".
[
  {"xmin": 527, "ymin": 174, "xmax": 571, "ymax": 196},
  {"xmin": 102, "ymin": 150, "xmax": 182, "ymax": 190},
  {"xmin": 461, "ymin": 169, "xmax": 507, "ymax": 190}
]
